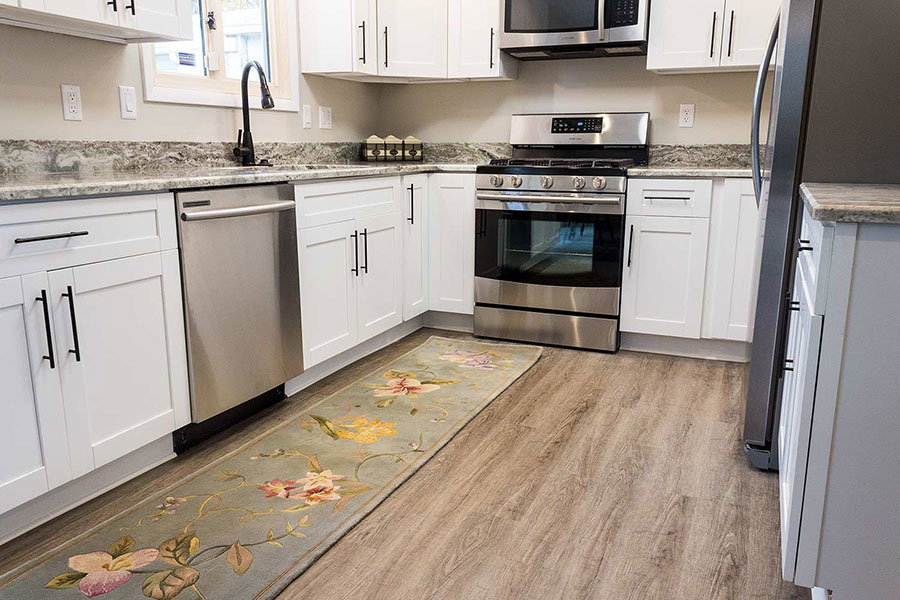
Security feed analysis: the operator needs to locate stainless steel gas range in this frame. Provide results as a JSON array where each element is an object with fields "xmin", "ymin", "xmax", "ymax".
[{"xmin": 474, "ymin": 112, "xmax": 649, "ymax": 352}]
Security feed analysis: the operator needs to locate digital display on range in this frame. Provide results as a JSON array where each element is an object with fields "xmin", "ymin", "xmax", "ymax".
[{"xmin": 551, "ymin": 117, "xmax": 603, "ymax": 134}]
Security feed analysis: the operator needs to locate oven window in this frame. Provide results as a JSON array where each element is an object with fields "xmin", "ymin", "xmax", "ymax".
[
  {"xmin": 475, "ymin": 209, "xmax": 623, "ymax": 288},
  {"xmin": 505, "ymin": 0, "xmax": 599, "ymax": 33}
]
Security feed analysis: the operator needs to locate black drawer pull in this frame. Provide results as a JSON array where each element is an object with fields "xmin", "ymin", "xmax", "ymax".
[
  {"xmin": 125, "ymin": 0, "xmax": 135, "ymax": 15},
  {"xmin": 36, "ymin": 290, "xmax": 56, "ymax": 369},
  {"xmin": 107, "ymin": 0, "xmax": 117, "ymax": 10},
  {"xmin": 62, "ymin": 285, "xmax": 82, "ymax": 362},
  {"xmin": 15, "ymin": 231, "xmax": 89, "ymax": 244}
]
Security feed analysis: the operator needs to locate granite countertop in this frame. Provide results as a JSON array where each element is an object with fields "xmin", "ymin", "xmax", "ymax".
[
  {"xmin": 0, "ymin": 163, "xmax": 477, "ymax": 203},
  {"xmin": 801, "ymin": 183, "xmax": 900, "ymax": 224},
  {"xmin": 0, "ymin": 162, "xmax": 756, "ymax": 203}
]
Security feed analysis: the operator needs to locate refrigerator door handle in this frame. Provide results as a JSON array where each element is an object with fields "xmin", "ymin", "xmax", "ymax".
[{"xmin": 752, "ymin": 14, "xmax": 780, "ymax": 206}]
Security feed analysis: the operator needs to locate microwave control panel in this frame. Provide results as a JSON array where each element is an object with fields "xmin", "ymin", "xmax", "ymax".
[
  {"xmin": 607, "ymin": 0, "xmax": 640, "ymax": 27},
  {"xmin": 551, "ymin": 117, "xmax": 604, "ymax": 134}
]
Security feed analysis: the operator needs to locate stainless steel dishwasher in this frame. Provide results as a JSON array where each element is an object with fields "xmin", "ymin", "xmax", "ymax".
[{"xmin": 176, "ymin": 184, "xmax": 303, "ymax": 424}]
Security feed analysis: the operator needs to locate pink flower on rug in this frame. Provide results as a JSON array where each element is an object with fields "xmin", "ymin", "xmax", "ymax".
[
  {"xmin": 439, "ymin": 350, "xmax": 499, "ymax": 370},
  {"xmin": 372, "ymin": 377, "xmax": 440, "ymax": 398},
  {"xmin": 294, "ymin": 484, "xmax": 341, "ymax": 505},
  {"xmin": 67, "ymin": 549, "xmax": 158, "ymax": 597},
  {"xmin": 258, "ymin": 479, "xmax": 299, "ymax": 499}
]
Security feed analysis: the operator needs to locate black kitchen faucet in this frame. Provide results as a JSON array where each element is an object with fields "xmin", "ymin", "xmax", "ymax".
[{"xmin": 233, "ymin": 61, "xmax": 275, "ymax": 167}]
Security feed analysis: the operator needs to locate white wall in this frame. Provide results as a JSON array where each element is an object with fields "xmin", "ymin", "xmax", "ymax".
[
  {"xmin": 0, "ymin": 24, "xmax": 379, "ymax": 142},
  {"xmin": 379, "ymin": 57, "xmax": 761, "ymax": 145}
]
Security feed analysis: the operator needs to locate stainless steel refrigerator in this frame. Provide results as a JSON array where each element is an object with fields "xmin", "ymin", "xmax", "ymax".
[{"xmin": 744, "ymin": 0, "xmax": 900, "ymax": 470}]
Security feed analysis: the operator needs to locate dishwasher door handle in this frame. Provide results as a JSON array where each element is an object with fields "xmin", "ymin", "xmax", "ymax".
[{"xmin": 181, "ymin": 200, "xmax": 296, "ymax": 222}]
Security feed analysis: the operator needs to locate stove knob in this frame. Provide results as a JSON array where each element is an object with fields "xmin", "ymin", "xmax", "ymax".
[
  {"xmin": 510, "ymin": 175, "xmax": 523, "ymax": 188},
  {"xmin": 592, "ymin": 176, "xmax": 608, "ymax": 190},
  {"xmin": 540, "ymin": 176, "xmax": 554, "ymax": 189},
  {"xmin": 572, "ymin": 176, "xmax": 586, "ymax": 190},
  {"xmin": 490, "ymin": 175, "xmax": 504, "ymax": 188}
]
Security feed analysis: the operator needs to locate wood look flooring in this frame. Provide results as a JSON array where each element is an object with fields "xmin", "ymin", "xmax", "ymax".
[{"xmin": 0, "ymin": 330, "xmax": 808, "ymax": 599}]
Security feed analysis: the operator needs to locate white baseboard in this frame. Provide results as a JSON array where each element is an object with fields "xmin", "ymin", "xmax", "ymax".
[
  {"xmin": 0, "ymin": 436, "xmax": 175, "ymax": 546},
  {"xmin": 423, "ymin": 311, "xmax": 474, "ymax": 333},
  {"xmin": 286, "ymin": 317, "xmax": 425, "ymax": 397},
  {"xmin": 811, "ymin": 588, "xmax": 830, "ymax": 600},
  {"xmin": 621, "ymin": 332, "xmax": 752, "ymax": 363}
]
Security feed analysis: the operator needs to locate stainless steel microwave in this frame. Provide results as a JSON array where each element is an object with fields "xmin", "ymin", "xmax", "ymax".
[{"xmin": 499, "ymin": 0, "xmax": 649, "ymax": 60}]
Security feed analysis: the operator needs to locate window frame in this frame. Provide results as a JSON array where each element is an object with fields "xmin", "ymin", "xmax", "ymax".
[{"xmin": 139, "ymin": 0, "xmax": 299, "ymax": 112}]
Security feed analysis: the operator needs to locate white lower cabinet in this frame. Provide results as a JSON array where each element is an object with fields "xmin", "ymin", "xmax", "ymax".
[
  {"xmin": 621, "ymin": 215, "xmax": 710, "ymax": 338},
  {"xmin": 0, "ymin": 274, "xmax": 71, "ymax": 514},
  {"xmin": 297, "ymin": 177, "xmax": 405, "ymax": 368},
  {"xmin": 0, "ymin": 193, "xmax": 188, "ymax": 515},
  {"xmin": 50, "ymin": 251, "xmax": 187, "ymax": 476},
  {"xmin": 402, "ymin": 174, "xmax": 429, "ymax": 320},
  {"xmin": 428, "ymin": 173, "xmax": 475, "ymax": 315}
]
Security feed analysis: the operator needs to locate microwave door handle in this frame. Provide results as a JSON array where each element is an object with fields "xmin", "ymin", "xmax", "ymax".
[
  {"xmin": 597, "ymin": 0, "xmax": 606, "ymax": 40},
  {"xmin": 752, "ymin": 14, "xmax": 780, "ymax": 207}
]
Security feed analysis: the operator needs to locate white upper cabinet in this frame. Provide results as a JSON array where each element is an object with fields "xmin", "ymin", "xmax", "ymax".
[
  {"xmin": 378, "ymin": 0, "xmax": 448, "ymax": 78},
  {"xmin": 647, "ymin": 0, "xmax": 780, "ymax": 72},
  {"xmin": 4, "ymin": 0, "xmax": 191, "ymax": 41},
  {"xmin": 300, "ymin": 0, "xmax": 378, "ymax": 76},
  {"xmin": 448, "ymin": 0, "xmax": 516, "ymax": 80}
]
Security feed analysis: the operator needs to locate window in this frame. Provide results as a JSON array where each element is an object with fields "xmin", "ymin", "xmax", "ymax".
[{"xmin": 140, "ymin": 0, "xmax": 298, "ymax": 111}]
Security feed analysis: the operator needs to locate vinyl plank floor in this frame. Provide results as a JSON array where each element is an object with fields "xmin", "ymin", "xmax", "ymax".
[{"xmin": 0, "ymin": 329, "xmax": 808, "ymax": 599}]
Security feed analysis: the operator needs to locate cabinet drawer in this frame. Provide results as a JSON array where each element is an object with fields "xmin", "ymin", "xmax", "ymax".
[
  {"xmin": 296, "ymin": 177, "xmax": 402, "ymax": 228},
  {"xmin": 627, "ymin": 179, "xmax": 713, "ymax": 218},
  {"xmin": 0, "ymin": 194, "xmax": 177, "ymax": 279},
  {"xmin": 797, "ymin": 205, "xmax": 834, "ymax": 316}
]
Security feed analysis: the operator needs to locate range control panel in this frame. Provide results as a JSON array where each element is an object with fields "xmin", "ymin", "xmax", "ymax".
[
  {"xmin": 551, "ymin": 117, "xmax": 604, "ymax": 135},
  {"xmin": 607, "ymin": 0, "xmax": 640, "ymax": 27}
]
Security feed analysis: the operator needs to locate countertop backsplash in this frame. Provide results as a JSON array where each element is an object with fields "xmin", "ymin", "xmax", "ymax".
[{"xmin": 0, "ymin": 140, "xmax": 754, "ymax": 176}]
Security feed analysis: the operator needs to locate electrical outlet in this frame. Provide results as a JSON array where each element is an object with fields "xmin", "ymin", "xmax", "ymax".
[
  {"xmin": 61, "ymin": 84, "xmax": 83, "ymax": 121},
  {"xmin": 679, "ymin": 104, "xmax": 695, "ymax": 128},
  {"xmin": 119, "ymin": 85, "xmax": 138, "ymax": 120},
  {"xmin": 302, "ymin": 105, "xmax": 313, "ymax": 129},
  {"xmin": 319, "ymin": 106, "xmax": 333, "ymax": 130}
]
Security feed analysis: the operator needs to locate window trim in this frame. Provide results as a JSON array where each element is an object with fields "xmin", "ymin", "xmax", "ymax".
[{"xmin": 138, "ymin": 0, "xmax": 299, "ymax": 112}]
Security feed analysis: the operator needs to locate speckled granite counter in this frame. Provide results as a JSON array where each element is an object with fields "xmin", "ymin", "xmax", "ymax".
[
  {"xmin": 0, "ymin": 164, "xmax": 477, "ymax": 203},
  {"xmin": 800, "ymin": 183, "xmax": 900, "ymax": 224},
  {"xmin": 628, "ymin": 166, "xmax": 752, "ymax": 179}
]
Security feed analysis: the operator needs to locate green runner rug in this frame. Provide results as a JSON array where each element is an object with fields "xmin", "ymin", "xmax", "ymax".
[{"xmin": 0, "ymin": 336, "xmax": 541, "ymax": 600}]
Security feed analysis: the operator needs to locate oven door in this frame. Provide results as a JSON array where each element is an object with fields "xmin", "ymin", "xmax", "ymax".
[
  {"xmin": 500, "ymin": 0, "xmax": 605, "ymax": 49},
  {"xmin": 475, "ymin": 193, "xmax": 625, "ymax": 316}
]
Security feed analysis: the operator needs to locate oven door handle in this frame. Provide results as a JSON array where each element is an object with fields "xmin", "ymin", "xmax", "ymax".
[{"xmin": 476, "ymin": 192, "xmax": 622, "ymax": 205}]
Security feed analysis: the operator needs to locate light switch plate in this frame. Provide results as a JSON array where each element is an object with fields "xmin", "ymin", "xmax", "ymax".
[
  {"xmin": 302, "ymin": 105, "xmax": 313, "ymax": 129},
  {"xmin": 61, "ymin": 84, "xmax": 83, "ymax": 121},
  {"xmin": 119, "ymin": 85, "xmax": 138, "ymax": 120},
  {"xmin": 319, "ymin": 106, "xmax": 333, "ymax": 130},
  {"xmin": 679, "ymin": 104, "xmax": 695, "ymax": 128}
]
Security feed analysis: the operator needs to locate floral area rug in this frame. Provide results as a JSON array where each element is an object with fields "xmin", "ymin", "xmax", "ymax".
[{"xmin": 0, "ymin": 337, "xmax": 541, "ymax": 600}]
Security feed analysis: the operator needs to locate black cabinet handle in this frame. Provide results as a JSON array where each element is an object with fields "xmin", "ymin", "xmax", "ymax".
[
  {"xmin": 407, "ymin": 184, "xmax": 415, "ymax": 224},
  {"xmin": 710, "ymin": 12, "xmax": 718, "ymax": 58},
  {"xmin": 107, "ymin": 0, "xmax": 117, "ymax": 11},
  {"xmin": 351, "ymin": 230, "xmax": 359, "ymax": 276},
  {"xmin": 384, "ymin": 27, "xmax": 388, "ymax": 68},
  {"xmin": 727, "ymin": 11, "xmax": 735, "ymax": 57},
  {"xmin": 359, "ymin": 21, "xmax": 366, "ymax": 64},
  {"xmin": 361, "ymin": 228, "xmax": 369, "ymax": 274},
  {"xmin": 62, "ymin": 285, "xmax": 82, "ymax": 362},
  {"xmin": 799, "ymin": 245, "xmax": 814, "ymax": 253},
  {"xmin": 125, "ymin": 0, "xmax": 135, "ymax": 15},
  {"xmin": 784, "ymin": 359, "xmax": 795, "ymax": 372},
  {"xmin": 36, "ymin": 290, "xmax": 56, "ymax": 370},
  {"xmin": 489, "ymin": 27, "xmax": 495, "ymax": 69},
  {"xmin": 15, "ymin": 231, "xmax": 89, "ymax": 244},
  {"xmin": 790, "ymin": 301, "xmax": 801, "ymax": 312},
  {"xmin": 627, "ymin": 224, "xmax": 635, "ymax": 267}
]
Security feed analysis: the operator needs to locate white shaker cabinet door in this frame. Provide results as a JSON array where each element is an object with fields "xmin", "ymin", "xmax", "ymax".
[
  {"xmin": 448, "ymin": 0, "xmax": 513, "ymax": 79},
  {"xmin": 621, "ymin": 215, "xmax": 710, "ymax": 338},
  {"xmin": 0, "ymin": 274, "xmax": 71, "ymax": 514},
  {"xmin": 119, "ymin": 0, "xmax": 190, "ymax": 38},
  {"xmin": 378, "ymin": 0, "xmax": 448, "ymax": 78},
  {"xmin": 402, "ymin": 174, "xmax": 429, "ymax": 321},
  {"xmin": 298, "ymin": 220, "xmax": 359, "ymax": 368},
  {"xmin": 720, "ymin": 0, "xmax": 781, "ymax": 68},
  {"xmin": 25, "ymin": 0, "xmax": 109, "ymax": 24},
  {"xmin": 50, "ymin": 251, "xmax": 187, "ymax": 475},
  {"xmin": 647, "ymin": 0, "xmax": 725, "ymax": 70},
  {"xmin": 357, "ymin": 211, "xmax": 404, "ymax": 343},
  {"xmin": 428, "ymin": 174, "xmax": 475, "ymax": 315}
]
